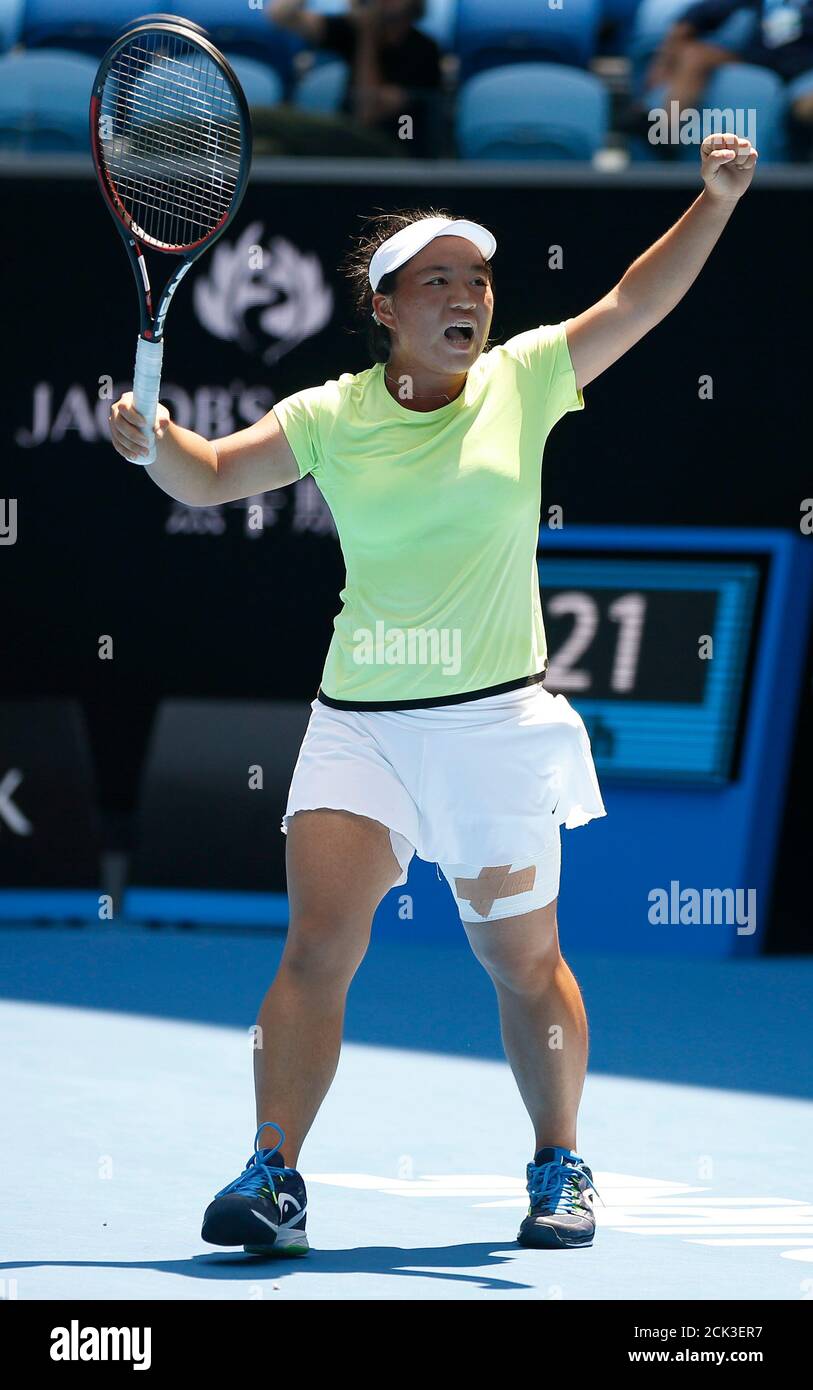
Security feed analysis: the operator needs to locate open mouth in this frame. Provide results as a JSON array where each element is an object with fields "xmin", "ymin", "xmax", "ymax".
[{"xmin": 444, "ymin": 324, "xmax": 475, "ymax": 343}]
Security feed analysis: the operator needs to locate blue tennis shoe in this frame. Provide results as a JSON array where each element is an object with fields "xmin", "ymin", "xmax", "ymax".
[
  {"xmin": 202, "ymin": 1122, "xmax": 309, "ymax": 1257},
  {"xmin": 517, "ymin": 1145, "xmax": 601, "ymax": 1249}
]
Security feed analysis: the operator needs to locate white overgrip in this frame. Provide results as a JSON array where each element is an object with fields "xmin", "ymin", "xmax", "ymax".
[{"xmin": 132, "ymin": 336, "xmax": 164, "ymax": 466}]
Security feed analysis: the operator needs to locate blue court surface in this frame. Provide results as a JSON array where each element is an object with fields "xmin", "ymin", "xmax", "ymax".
[{"xmin": 2, "ymin": 925, "xmax": 812, "ymax": 1302}]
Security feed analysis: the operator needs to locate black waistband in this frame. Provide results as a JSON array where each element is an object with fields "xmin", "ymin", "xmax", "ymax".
[{"xmin": 316, "ymin": 667, "xmax": 548, "ymax": 712}]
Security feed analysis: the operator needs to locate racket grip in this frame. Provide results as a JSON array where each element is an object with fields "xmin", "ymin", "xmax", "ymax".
[{"xmin": 132, "ymin": 336, "xmax": 164, "ymax": 466}]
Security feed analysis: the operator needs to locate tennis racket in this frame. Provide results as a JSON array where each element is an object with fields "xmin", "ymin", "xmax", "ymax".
[{"xmin": 90, "ymin": 13, "xmax": 252, "ymax": 463}]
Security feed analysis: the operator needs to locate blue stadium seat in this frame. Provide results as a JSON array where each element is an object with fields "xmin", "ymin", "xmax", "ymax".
[
  {"xmin": 222, "ymin": 53, "xmax": 284, "ymax": 108},
  {"xmin": 629, "ymin": 61, "xmax": 786, "ymax": 160},
  {"xmin": 680, "ymin": 62, "xmax": 786, "ymax": 160},
  {"xmin": 308, "ymin": 0, "xmax": 458, "ymax": 48},
  {"xmin": 293, "ymin": 57, "xmax": 349, "ymax": 113},
  {"xmin": 456, "ymin": 62, "xmax": 609, "ymax": 159},
  {"xmin": 0, "ymin": 48, "xmax": 97, "ymax": 151},
  {"xmin": 21, "ymin": 1, "xmax": 304, "ymax": 89},
  {"xmin": 0, "ymin": 0, "xmax": 24, "ymax": 52},
  {"xmin": 601, "ymin": 0, "xmax": 641, "ymax": 27},
  {"xmin": 417, "ymin": 0, "xmax": 459, "ymax": 48},
  {"xmin": 454, "ymin": 0, "xmax": 602, "ymax": 78}
]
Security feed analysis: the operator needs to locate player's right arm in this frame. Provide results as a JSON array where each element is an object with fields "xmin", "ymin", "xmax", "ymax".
[{"xmin": 108, "ymin": 395, "xmax": 301, "ymax": 503}]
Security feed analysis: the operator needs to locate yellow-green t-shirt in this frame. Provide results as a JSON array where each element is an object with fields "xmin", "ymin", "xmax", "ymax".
[{"xmin": 273, "ymin": 320, "xmax": 584, "ymax": 707}]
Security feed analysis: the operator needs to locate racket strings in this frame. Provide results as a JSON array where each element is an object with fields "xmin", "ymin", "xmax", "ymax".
[
  {"xmin": 106, "ymin": 52, "xmax": 238, "ymax": 244},
  {"xmin": 109, "ymin": 37, "xmax": 240, "ymax": 222},
  {"xmin": 113, "ymin": 48, "xmax": 241, "ymax": 165},
  {"xmin": 98, "ymin": 30, "xmax": 243, "ymax": 250}
]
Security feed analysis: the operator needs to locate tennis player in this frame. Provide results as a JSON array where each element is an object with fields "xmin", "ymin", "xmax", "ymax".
[{"xmin": 109, "ymin": 131, "xmax": 756, "ymax": 1257}]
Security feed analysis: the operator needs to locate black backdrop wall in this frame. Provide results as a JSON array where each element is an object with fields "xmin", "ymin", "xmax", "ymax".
[{"xmin": 1, "ymin": 167, "xmax": 811, "ymax": 945}]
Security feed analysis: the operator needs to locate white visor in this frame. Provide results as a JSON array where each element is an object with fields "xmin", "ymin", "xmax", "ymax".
[{"xmin": 368, "ymin": 216, "xmax": 497, "ymax": 293}]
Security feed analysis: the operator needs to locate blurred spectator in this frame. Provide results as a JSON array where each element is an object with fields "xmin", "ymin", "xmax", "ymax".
[
  {"xmin": 268, "ymin": 0, "xmax": 443, "ymax": 156},
  {"xmin": 636, "ymin": 1, "xmax": 813, "ymax": 136}
]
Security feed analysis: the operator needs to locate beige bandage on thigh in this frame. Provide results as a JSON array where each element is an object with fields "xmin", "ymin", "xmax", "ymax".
[{"xmin": 438, "ymin": 830, "xmax": 561, "ymax": 923}]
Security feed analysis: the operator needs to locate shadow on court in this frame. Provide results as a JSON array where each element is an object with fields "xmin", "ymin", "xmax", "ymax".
[
  {"xmin": 0, "ymin": 925, "xmax": 811, "ymax": 1099},
  {"xmin": 0, "ymin": 1245, "xmax": 533, "ymax": 1293}
]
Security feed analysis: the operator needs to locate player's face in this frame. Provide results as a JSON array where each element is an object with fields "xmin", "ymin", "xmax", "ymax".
[{"xmin": 377, "ymin": 236, "xmax": 494, "ymax": 372}]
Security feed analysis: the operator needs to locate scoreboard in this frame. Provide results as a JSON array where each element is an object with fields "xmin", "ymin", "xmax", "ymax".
[{"xmin": 539, "ymin": 553, "xmax": 762, "ymax": 784}]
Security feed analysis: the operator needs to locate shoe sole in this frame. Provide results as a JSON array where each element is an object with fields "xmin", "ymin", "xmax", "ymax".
[
  {"xmin": 516, "ymin": 1226, "xmax": 594, "ymax": 1249},
  {"xmin": 244, "ymin": 1230, "xmax": 310, "ymax": 1258}
]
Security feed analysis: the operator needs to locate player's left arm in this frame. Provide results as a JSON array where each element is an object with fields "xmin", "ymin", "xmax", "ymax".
[{"xmin": 565, "ymin": 132, "xmax": 758, "ymax": 392}]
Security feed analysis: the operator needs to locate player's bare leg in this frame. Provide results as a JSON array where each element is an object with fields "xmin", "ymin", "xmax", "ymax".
[
  {"xmin": 253, "ymin": 808, "xmax": 404, "ymax": 1166},
  {"xmin": 463, "ymin": 896, "xmax": 597, "ymax": 1247},
  {"xmin": 462, "ymin": 898, "xmax": 587, "ymax": 1151}
]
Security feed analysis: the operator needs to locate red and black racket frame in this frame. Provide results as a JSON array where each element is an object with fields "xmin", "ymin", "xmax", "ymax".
[{"xmin": 89, "ymin": 16, "xmax": 253, "ymax": 345}]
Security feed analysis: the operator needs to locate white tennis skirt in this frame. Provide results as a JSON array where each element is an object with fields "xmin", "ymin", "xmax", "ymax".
[{"xmin": 281, "ymin": 680, "xmax": 606, "ymax": 872}]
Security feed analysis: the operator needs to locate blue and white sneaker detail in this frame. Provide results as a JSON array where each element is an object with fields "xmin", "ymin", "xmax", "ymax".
[
  {"xmin": 201, "ymin": 1121, "xmax": 309, "ymax": 1257},
  {"xmin": 517, "ymin": 1145, "xmax": 602, "ymax": 1249}
]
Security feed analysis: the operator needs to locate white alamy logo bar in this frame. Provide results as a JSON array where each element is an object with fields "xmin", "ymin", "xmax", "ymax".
[
  {"xmin": 647, "ymin": 100, "xmax": 757, "ymax": 148},
  {"xmin": 648, "ymin": 881, "xmax": 756, "ymax": 935},
  {"xmin": 50, "ymin": 1321, "xmax": 151, "ymax": 1371},
  {"xmin": 353, "ymin": 622, "xmax": 462, "ymax": 676}
]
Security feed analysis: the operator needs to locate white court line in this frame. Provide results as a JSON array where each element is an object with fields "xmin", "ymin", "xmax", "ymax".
[{"xmin": 306, "ymin": 1171, "xmax": 813, "ymax": 1255}]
